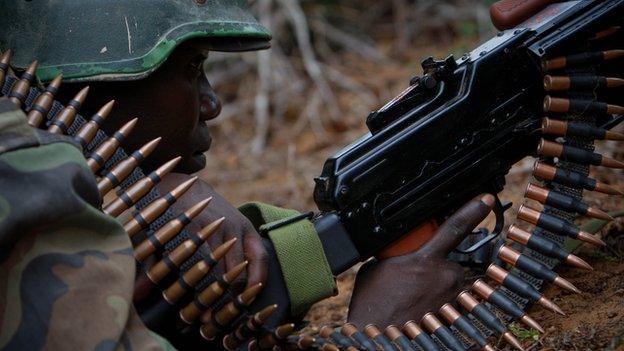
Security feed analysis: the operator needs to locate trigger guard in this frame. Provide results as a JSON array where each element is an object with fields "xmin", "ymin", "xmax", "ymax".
[{"xmin": 453, "ymin": 195, "xmax": 508, "ymax": 254}]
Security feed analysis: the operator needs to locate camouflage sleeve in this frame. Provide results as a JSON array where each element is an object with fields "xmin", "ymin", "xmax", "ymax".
[{"xmin": 0, "ymin": 98, "xmax": 175, "ymax": 351}]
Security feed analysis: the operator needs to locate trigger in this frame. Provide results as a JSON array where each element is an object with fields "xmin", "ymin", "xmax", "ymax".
[{"xmin": 453, "ymin": 195, "xmax": 511, "ymax": 255}]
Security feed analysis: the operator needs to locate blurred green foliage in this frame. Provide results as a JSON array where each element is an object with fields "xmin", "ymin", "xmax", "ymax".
[{"xmin": 509, "ymin": 324, "xmax": 541, "ymax": 341}]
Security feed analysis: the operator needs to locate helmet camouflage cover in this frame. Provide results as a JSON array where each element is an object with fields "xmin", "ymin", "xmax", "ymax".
[{"xmin": 0, "ymin": 0, "xmax": 271, "ymax": 83}]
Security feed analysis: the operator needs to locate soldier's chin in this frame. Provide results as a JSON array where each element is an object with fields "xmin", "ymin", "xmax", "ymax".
[{"xmin": 178, "ymin": 152, "xmax": 207, "ymax": 174}]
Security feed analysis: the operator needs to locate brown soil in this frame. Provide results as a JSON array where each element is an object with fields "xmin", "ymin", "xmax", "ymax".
[{"xmin": 528, "ymin": 259, "xmax": 624, "ymax": 351}]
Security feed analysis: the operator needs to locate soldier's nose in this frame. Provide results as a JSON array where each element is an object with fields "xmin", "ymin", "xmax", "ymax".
[{"xmin": 199, "ymin": 77, "xmax": 221, "ymax": 121}]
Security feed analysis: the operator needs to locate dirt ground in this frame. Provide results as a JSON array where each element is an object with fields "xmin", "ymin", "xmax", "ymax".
[{"xmin": 199, "ymin": 31, "xmax": 624, "ymax": 350}]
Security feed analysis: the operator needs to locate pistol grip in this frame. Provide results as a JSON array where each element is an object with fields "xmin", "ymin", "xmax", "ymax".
[{"xmin": 377, "ymin": 219, "xmax": 438, "ymax": 259}]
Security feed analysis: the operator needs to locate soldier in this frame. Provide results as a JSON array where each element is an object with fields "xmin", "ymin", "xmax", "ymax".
[{"xmin": 0, "ymin": 1, "xmax": 499, "ymax": 349}]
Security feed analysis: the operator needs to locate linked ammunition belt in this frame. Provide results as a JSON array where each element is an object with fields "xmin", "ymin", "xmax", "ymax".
[
  {"xmin": 0, "ymin": 55, "xmax": 276, "ymax": 348},
  {"xmin": 1, "ymin": 22, "xmax": 622, "ymax": 351}
]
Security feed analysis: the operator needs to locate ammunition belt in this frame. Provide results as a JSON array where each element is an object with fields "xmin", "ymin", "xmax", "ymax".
[{"xmin": 0, "ymin": 71, "xmax": 252, "ymax": 347}]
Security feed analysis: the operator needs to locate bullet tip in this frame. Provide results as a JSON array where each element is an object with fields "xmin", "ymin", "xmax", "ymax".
[
  {"xmin": 155, "ymin": 156, "xmax": 183, "ymax": 177},
  {"xmin": 0, "ymin": 53, "xmax": 10, "ymax": 66},
  {"xmin": 554, "ymin": 276, "xmax": 582, "ymax": 294},
  {"xmin": 594, "ymin": 182, "xmax": 624, "ymax": 196},
  {"xmin": 482, "ymin": 344, "xmax": 496, "ymax": 351},
  {"xmin": 239, "ymin": 282, "xmax": 264, "ymax": 305},
  {"xmin": 503, "ymin": 331, "xmax": 526, "ymax": 351},
  {"xmin": 93, "ymin": 100, "xmax": 115, "ymax": 121},
  {"xmin": 118, "ymin": 118, "xmax": 139, "ymax": 137},
  {"xmin": 223, "ymin": 260, "xmax": 248, "ymax": 283},
  {"xmin": 520, "ymin": 314, "xmax": 545, "ymax": 334},
  {"xmin": 255, "ymin": 303, "xmax": 278, "ymax": 322},
  {"xmin": 601, "ymin": 156, "xmax": 624, "ymax": 169},
  {"xmin": 26, "ymin": 60, "xmax": 39, "ymax": 73},
  {"xmin": 212, "ymin": 237, "xmax": 238, "ymax": 260},
  {"xmin": 146, "ymin": 136, "xmax": 163, "ymax": 147},
  {"xmin": 197, "ymin": 216, "xmax": 225, "ymax": 241},
  {"xmin": 50, "ymin": 74, "xmax": 63, "ymax": 85},
  {"xmin": 184, "ymin": 198, "xmax": 212, "ymax": 219},
  {"xmin": 539, "ymin": 296, "xmax": 566, "ymax": 316},
  {"xmin": 566, "ymin": 254, "xmax": 593, "ymax": 271},
  {"xmin": 605, "ymin": 130, "xmax": 624, "ymax": 141},
  {"xmin": 578, "ymin": 231, "xmax": 607, "ymax": 247},
  {"xmin": 586, "ymin": 207, "xmax": 614, "ymax": 221},
  {"xmin": 171, "ymin": 176, "xmax": 198, "ymax": 199}
]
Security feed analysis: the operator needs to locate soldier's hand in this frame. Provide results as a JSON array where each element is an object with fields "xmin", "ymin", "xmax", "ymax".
[
  {"xmin": 347, "ymin": 194, "xmax": 495, "ymax": 327},
  {"xmin": 144, "ymin": 173, "xmax": 268, "ymax": 293}
]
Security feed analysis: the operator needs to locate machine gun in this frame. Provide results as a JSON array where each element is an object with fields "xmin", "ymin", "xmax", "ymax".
[
  {"xmin": 243, "ymin": 4, "xmax": 624, "ymax": 342},
  {"xmin": 309, "ymin": 0, "xmax": 624, "ymax": 274}
]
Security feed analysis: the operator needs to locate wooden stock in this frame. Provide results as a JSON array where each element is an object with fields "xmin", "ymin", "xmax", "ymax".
[
  {"xmin": 490, "ymin": 0, "xmax": 557, "ymax": 30},
  {"xmin": 377, "ymin": 219, "xmax": 438, "ymax": 259}
]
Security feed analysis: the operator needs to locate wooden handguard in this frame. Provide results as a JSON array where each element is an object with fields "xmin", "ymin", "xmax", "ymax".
[{"xmin": 490, "ymin": 0, "xmax": 557, "ymax": 30}]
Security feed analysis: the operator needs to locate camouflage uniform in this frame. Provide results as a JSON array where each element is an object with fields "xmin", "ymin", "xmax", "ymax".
[{"xmin": 0, "ymin": 98, "xmax": 174, "ymax": 350}]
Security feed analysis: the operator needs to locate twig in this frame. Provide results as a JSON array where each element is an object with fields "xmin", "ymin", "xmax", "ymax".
[
  {"xmin": 292, "ymin": 90, "xmax": 326, "ymax": 142},
  {"xmin": 251, "ymin": 0, "xmax": 272, "ymax": 154},
  {"xmin": 277, "ymin": 0, "xmax": 340, "ymax": 122},
  {"xmin": 392, "ymin": 0, "xmax": 409, "ymax": 53},
  {"xmin": 309, "ymin": 17, "xmax": 388, "ymax": 63}
]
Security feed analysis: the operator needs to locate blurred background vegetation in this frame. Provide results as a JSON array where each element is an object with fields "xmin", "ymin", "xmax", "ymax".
[{"xmin": 203, "ymin": 0, "xmax": 497, "ymax": 210}]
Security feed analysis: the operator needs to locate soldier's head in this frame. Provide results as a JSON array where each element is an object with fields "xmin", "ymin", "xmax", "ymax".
[{"xmin": 1, "ymin": 0, "xmax": 270, "ymax": 173}]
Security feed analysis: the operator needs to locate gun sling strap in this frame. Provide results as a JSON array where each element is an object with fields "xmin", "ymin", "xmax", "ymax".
[{"xmin": 239, "ymin": 202, "xmax": 337, "ymax": 316}]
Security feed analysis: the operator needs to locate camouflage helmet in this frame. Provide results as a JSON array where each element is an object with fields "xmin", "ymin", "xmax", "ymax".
[{"xmin": 0, "ymin": 0, "xmax": 271, "ymax": 83}]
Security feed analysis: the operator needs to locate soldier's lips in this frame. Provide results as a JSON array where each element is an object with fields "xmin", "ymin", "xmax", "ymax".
[
  {"xmin": 189, "ymin": 150, "xmax": 207, "ymax": 170},
  {"xmin": 186, "ymin": 123, "xmax": 211, "ymax": 171}
]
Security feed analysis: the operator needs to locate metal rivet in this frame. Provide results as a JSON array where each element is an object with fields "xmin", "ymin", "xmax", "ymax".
[{"xmin": 339, "ymin": 186, "xmax": 349, "ymax": 195}]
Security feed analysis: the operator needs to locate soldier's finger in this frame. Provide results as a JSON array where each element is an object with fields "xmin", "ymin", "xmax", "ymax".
[
  {"xmin": 419, "ymin": 194, "xmax": 495, "ymax": 257},
  {"xmin": 243, "ymin": 231, "xmax": 269, "ymax": 288}
]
